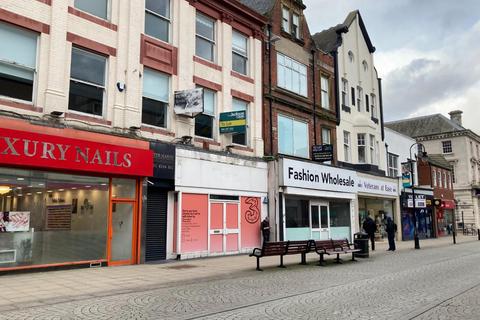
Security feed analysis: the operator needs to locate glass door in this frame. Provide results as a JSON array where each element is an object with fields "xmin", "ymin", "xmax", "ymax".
[
  {"xmin": 311, "ymin": 201, "xmax": 330, "ymax": 240},
  {"xmin": 311, "ymin": 204, "xmax": 321, "ymax": 240},
  {"xmin": 109, "ymin": 201, "xmax": 136, "ymax": 265},
  {"xmin": 319, "ymin": 204, "xmax": 330, "ymax": 240}
]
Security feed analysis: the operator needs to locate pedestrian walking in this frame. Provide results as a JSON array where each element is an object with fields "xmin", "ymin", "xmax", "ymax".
[
  {"xmin": 385, "ymin": 217, "xmax": 397, "ymax": 251},
  {"xmin": 362, "ymin": 216, "xmax": 377, "ymax": 251},
  {"xmin": 261, "ymin": 216, "xmax": 270, "ymax": 243}
]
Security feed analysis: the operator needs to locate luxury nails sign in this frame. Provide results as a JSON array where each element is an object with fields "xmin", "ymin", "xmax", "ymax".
[
  {"xmin": 0, "ymin": 128, "xmax": 153, "ymax": 176},
  {"xmin": 281, "ymin": 158, "xmax": 399, "ymax": 196}
]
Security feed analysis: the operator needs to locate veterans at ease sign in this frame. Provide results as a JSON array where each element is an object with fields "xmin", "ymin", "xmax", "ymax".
[{"xmin": 219, "ymin": 111, "xmax": 246, "ymax": 134}]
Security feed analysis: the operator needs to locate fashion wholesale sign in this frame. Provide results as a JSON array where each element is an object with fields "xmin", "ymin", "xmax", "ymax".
[
  {"xmin": 281, "ymin": 158, "xmax": 357, "ymax": 193},
  {"xmin": 0, "ymin": 128, "xmax": 153, "ymax": 176},
  {"xmin": 357, "ymin": 177, "xmax": 399, "ymax": 196}
]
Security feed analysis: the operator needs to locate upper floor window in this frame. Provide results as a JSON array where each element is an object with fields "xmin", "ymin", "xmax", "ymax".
[
  {"xmin": 232, "ymin": 98, "xmax": 248, "ymax": 146},
  {"xmin": 69, "ymin": 47, "xmax": 106, "ymax": 117},
  {"xmin": 282, "ymin": 7, "xmax": 290, "ymax": 33},
  {"xmin": 277, "ymin": 53, "xmax": 307, "ymax": 96},
  {"xmin": 447, "ymin": 173, "xmax": 451, "ymax": 189},
  {"xmin": 74, "ymin": 0, "xmax": 108, "ymax": 20},
  {"xmin": 232, "ymin": 31, "xmax": 248, "ymax": 75},
  {"xmin": 443, "ymin": 171, "xmax": 447, "ymax": 189},
  {"xmin": 321, "ymin": 76, "xmax": 329, "ymax": 110},
  {"xmin": 348, "ymin": 51, "xmax": 354, "ymax": 63},
  {"xmin": 438, "ymin": 169, "xmax": 442, "ymax": 188},
  {"xmin": 0, "ymin": 22, "xmax": 38, "ymax": 102},
  {"xmin": 442, "ymin": 140, "xmax": 452, "ymax": 154},
  {"xmin": 343, "ymin": 131, "xmax": 351, "ymax": 162},
  {"xmin": 341, "ymin": 78, "xmax": 348, "ymax": 107},
  {"xmin": 371, "ymin": 94, "xmax": 377, "ymax": 119},
  {"xmin": 365, "ymin": 94, "xmax": 369, "ymax": 112},
  {"xmin": 369, "ymin": 134, "xmax": 375, "ymax": 164},
  {"xmin": 357, "ymin": 87, "xmax": 363, "ymax": 112},
  {"xmin": 145, "ymin": 0, "xmax": 170, "ymax": 42},
  {"xmin": 433, "ymin": 170, "xmax": 437, "ymax": 187},
  {"xmin": 358, "ymin": 133, "xmax": 366, "ymax": 164},
  {"xmin": 322, "ymin": 128, "xmax": 331, "ymax": 144},
  {"xmin": 362, "ymin": 60, "xmax": 368, "ymax": 71},
  {"xmin": 142, "ymin": 68, "xmax": 169, "ymax": 128},
  {"xmin": 292, "ymin": 13, "xmax": 300, "ymax": 38},
  {"xmin": 196, "ymin": 13, "xmax": 215, "ymax": 62},
  {"xmin": 195, "ymin": 87, "xmax": 215, "ymax": 139},
  {"xmin": 450, "ymin": 162, "xmax": 456, "ymax": 183},
  {"xmin": 387, "ymin": 153, "xmax": 399, "ymax": 177},
  {"xmin": 278, "ymin": 114, "xmax": 308, "ymax": 158},
  {"xmin": 351, "ymin": 87, "xmax": 355, "ymax": 106}
]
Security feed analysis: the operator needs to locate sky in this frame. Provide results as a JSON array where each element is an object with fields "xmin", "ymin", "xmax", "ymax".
[{"xmin": 303, "ymin": 0, "xmax": 480, "ymax": 134}]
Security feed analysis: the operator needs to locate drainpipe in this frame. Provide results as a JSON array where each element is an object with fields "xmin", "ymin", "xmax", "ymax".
[
  {"xmin": 267, "ymin": 24, "xmax": 274, "ymax": 156},
  {"xmin": 378, "ymin": 78, "xmax": 385, "ymax": 141},
  {"xmin": 332, "ymin": 50, "xmax": 340, "ymax": 126},
  {"xmin": 311, "ymin": 49, "xmax": 317, "ymax": 145}
]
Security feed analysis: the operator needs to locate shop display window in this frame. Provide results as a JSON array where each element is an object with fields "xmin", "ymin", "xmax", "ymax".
[
  {"xmin": 0, "ymin": 167, "xmax": 109, "ymax": 268},
  {"xmin": 329, "ymin": 201, "xmax": 350, "ymax": 227},
  {"xmin": 285, "ymin": 199, "xmax": 309, "ymax": 228},
  {"xmin": 359, "ymin": 198, "xmax": 394, "ymax": 239}
]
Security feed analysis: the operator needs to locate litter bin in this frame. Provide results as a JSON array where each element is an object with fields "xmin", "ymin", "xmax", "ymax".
[{"xmin": 354, "ymin": 232, "xmax": 369, "ymax": 258}]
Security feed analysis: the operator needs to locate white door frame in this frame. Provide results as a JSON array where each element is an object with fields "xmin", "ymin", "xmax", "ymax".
[
  {"xmin": 208, "ymin": 201, "xmax": 240, "ymax": 254},
  {"xmin": 310, "ymin": 201, "xmax": 330, "ymax": 239}
]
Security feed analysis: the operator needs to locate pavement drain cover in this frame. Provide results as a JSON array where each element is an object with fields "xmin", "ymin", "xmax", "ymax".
[{"xmin": 165, "ymin": 264, "xmax": 198, "ymax": 270}]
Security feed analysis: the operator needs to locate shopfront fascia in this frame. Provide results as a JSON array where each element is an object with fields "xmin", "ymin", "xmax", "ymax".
[
  {"xmin": 356, "ymin": 173, "xmax": 401, "ymax": 241},
  {"xmin": 279, "ymin": 157, "xmax": 357, "ymax": 242},
  {"xmin": 0, "ymin": 124, "xmax": 153, "ymax": 272},
  {"xmin": 173, "ymin": 148, "xmax": 268, "ymax": 259}
]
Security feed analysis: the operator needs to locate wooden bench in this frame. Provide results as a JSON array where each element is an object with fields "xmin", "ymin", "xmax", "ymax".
[
  {"xmin": 249, "ymin": 240, "xmax": 310, "ymax": 271},
  {"xmin": 311, "ymin": 239, "xmax": 361, "ymax": 266}
]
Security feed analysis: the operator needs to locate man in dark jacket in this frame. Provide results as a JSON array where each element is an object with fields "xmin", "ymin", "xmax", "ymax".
[
  {"xmin": 385, "ymin": 217, "xmax": 397, "ymax": 251},
  {"xmin": 362, "ymin": 216, "xmax": 377, "ymax": 251},
  {"xmin": 261, "ymin": 216, "xmax": 270, "ymax": 243}
]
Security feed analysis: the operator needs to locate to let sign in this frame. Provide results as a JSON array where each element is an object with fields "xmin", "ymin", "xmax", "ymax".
[
  {"xmin": 0, "ymin": 128, "xmax": 153, "ymax": 177},
  {"xmin": 219, "ymin": 111, "xmax": 246, "ymax": 134},
  {"xmin": 312, "ymin": 144, "xmax": 333, "ymax": 162}
]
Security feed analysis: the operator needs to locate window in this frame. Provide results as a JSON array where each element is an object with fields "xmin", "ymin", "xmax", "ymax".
[
  {"xmin": 371, "ymin": 94, "xmax": 377, "ymax": 119},
  {"xmin": 357, "ymin": 87, "xmax": 363, "ymax": 112},
  {"xmin": 278, "ymin": 114, "xmax": 308, "ymax": 158},
  {"xmin": 365, "ymin": 94, "xmax": 369, "ymax": 112},
  {"xmin": 358, "ymin": 134, "xmax": 366, "ymax": 163},
  {"xmin": 387, "ymin": 153, "xmax": 399, "ymax": 177},
  {"xmin": 322, "ymin": 128, "xmax": 331, "ymax": 144},
  {"xmin": 470, "ymin": 141, "xmax": 474, "ymax": 156},
  {"xmin": 447, "ymin": 173, "xmax": 451, "ymax": 189},
  {"xmin": 195, "ymin": 87, "xmax": 215, "ymax": 138},
  {"xmin": 232, "ymin": 31, "xmax": 248, "ymax": 75},
  {"xmin": 277, "ymin": 53, "xmax": 307, "ymax": 96},
  {"xmin": 285, "ymin": 199, "xmax": 308, "ymax": 228},
  {"xmin": 232, "ymin": 98, "xmax": 248, "ymax": 146},
  {"xmin": 450, "ymin": 162, "xmax": 456, "ymax": 183},
  {"xmin": 282, "ymin": 7, "xmax": 290, "ymax": 33},
  {"xmin": 69, "ymin": 47, "xmax": 106, "ymax": 116},
  {"xmin": 341, "ymin": 79, "xmax": 348, "ymax": 106},
  {"xmin": 321, "ymin": 76, "xmax": 329, "ymax": 109},
  {"xmin": 145, "ymin": 0, "xmax": 170, "ymax": 42},
  {"xmin": 351, "ymin": 87, "xmax": 355, "ymax": 106},
  {"xmin": 348, "ymin": 51, "xmax": 354, "ymax": 63},
  {"xmin": 369, "ymin": 134, "xmax": 375, "ymax": 164},
  {"xmin": 343, "ymin": 131, "xmax": 351, "ymax": 162},
  {"xmin": 0, "ymin": 22, "xmax": 38, "ymax": 102},
  {"xmin": 443, "ymin": 172, "xmax": 447, "ymax": 189},
  {"xmin": 433, "ymin": 170, "xmax": 437, "ymax": 187},
  {"xmin": 438, "ymin": 170, "xmax": 442, "ymax": 188},
  {"xmin": 74, "ymin": 0, "xmax": 108, "ymax": 20},
  {"xmin": 292, "ymin": 13, "xmax": 300, "ymax": 38},
  {"xmin": 442, "ymin": 141, "xmax": 452, "ymax": 154},
  {"xmin": 362, "ymin": 60, "xmax": 368, "ymax": 71},
  {"xmin": 196, "ymin": 13, "xmax": 215, "ymax": 62},
  {"xmin": 142, "ymin": 68, "xmax": 169, "ymax": 128}
]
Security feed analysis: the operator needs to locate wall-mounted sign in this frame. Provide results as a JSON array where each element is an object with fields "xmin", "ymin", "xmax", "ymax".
[
  {"xmin": 174, "ymin": 88, "xmax": 204, "ymax": 117},
  {"xmin": 406, "ymin": 194, "xmax": 427, "ymax": 208},
  {"xmin": 219, "ymin": 111, "xmax": 246, "ymax": 134},
  {"xmin": 357, "ymin": 177, "xmax": 399, "ymax": 196},
  {"xmin": 150, "ymin": 142, "xmax": 175, "ymax": 180},
  {"xmin": 0, "ymin": 128, "xmax": 153, "ymax": 177},
  {"xmin": 312, "ymin": 144, "xmax": 333, "ymax": 162},
  {"xmin": 281, "ymin": 158, "xmax": 357, "ymax": 193}
]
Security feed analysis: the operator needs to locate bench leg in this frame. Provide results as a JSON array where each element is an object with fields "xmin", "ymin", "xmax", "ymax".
[
  {"xmin": 256, "ymin": 257, "xmax": 263, "ymax": 271},
  {"xmin": 351, "ymin": 253, "xmax": 357, "ymax": 262},
  {"xmin": 318, "ymin": 254, "xmax": 326, "ymax": 266},
  {"xmin": 300, "ymin": 253, "xmax": 307, "ymax": 265},
  {"xmin": 278, "ymin": 255, "xmax": 286, "ymax": 268},
  {"xmin": 335, "ymin": 254, "xmax": 343, "ymax": 264}
]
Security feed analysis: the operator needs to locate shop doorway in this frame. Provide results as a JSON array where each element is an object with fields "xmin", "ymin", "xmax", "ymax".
[
  {"xmin": 209, "ymin": 202, "xmax": 240, "ymax": 254},
  {"xmin": 311, "ymin": 202, "xmax": 330, "ymax": 240},
  {"xmin": 108, "ymin": 201, "xmax": 137, "ymax": 266}
]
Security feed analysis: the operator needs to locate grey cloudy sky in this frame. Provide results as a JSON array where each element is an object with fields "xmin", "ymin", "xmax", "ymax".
[{"xmin": 303, "ymin": 0, "xmax": 480, "ymax": 134}]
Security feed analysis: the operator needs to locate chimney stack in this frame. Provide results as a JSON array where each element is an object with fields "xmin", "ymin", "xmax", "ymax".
[{"xmin": 449, "ymin": 110, "xmax": 463, "ymax": 126}]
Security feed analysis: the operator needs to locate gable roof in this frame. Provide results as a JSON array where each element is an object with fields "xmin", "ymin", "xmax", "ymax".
[
  {"xmin": 236, "ymin": 0, "xmax": 276, "ymax": 15},
  {"xmin": 313, "ymin": 10, "xmax": 375, "ymax": 53},
  {"xmin": 385, "ymin": 114, "xmax": 465, "ymax": 138},
  {"xmin": 427, "ymin": 154, "xmax": 452, "ymax": 170}
]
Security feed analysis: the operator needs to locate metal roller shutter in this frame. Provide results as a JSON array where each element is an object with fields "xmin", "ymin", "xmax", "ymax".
[{"xmin": 146, "ymin": 188, "xmax": 168, "ymax": 261}]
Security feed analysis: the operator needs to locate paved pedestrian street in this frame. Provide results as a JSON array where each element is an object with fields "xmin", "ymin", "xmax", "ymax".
[{"xmin": 1, "ymin": 237, "xmax": 480, "ymax": 319}]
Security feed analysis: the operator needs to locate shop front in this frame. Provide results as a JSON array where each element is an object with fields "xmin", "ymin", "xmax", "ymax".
[
  {"xmin": 434, "ymin": 199, "xmax": 455, "ymax": 237},
  {"xmin": 172, "ymin": 147, "xmax": 268, "ymax": 259},
  {"xmin": 357, "ymin": 174, "xmax": 400, "ymax": 241},
  {"xmin": 0, "ymin": 123, "xmax": 152, "ymax": 272},
  {"xmin": 279, "ymin": 157, "xmax": 357, "ymax": 242},
  {"xmin": 400, "ymin": 189, "xmax": 434, "ymax": 240}
]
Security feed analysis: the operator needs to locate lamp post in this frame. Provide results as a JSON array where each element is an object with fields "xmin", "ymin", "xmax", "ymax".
[
  {"xmin": 453, "ymin": 199, "xmax": 458, "ymax": 244},
  {"xmin": 409, "ymin": 143, "xmax": 426, "ymax": 249}
]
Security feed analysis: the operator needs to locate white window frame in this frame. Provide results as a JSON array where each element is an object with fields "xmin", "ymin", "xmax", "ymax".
[
  {"xmin": 194, "ymin": 86, "xmax": 216, "ymax": 140},
  {"xmin": 145, "ymin": 0, "xmax": 171, "ymax": 43},
  {"xmin": 371, "ymin": 93, "xmax": 377, "ymax": 119},
  {"xmin": 442, "ymin": 140, "xmax": 452, "ymax": 154},
  {"xmin": 195, "ymin": 12, "xmax": 216, "ymax": 62},
  {"xmin": 321, "ymin": 76, "xmax": 329, "ymax": 110},
  {"xmin": 343, "ymin": 131, "xmax": 351, "ymax": 162},
  {"xmin": 278, "ymin": 114, "xmax": 309, "ymax": 158},
  {"xmin": 69, "ymin": 47, "xmax": 107, "ymax": 118},
  {"xmin": 369, "ymin": 134, "xmax": 375, "ymax": 164},
  {"xmin": 433, "ymin": 170, "xmax": 437, "ymax": 187},
  {"xmin": 387, "ymin": 153, "xmax": 399, "ymax": 177},
  {"xmin": 358, "ymin": 133, "xmax": 366, "ymax": 164},
  {"xmin": 292, "ymin": 12, "xmax": 300, "ymax": 38},
  {"xmin": 357, "ymin": 86, "xmax": 363, "ymax": 112},
  {"xmin": 231, "ymin": 98, "xmax": 249, "ymax": 146},
  {"xmin": 438, "ymin": 169, "xmax": 442, "ymax": 188},
  {"xmin": 443, "ymin": 171, "xmax": 447, "ymax": 189},
  {"xmin": 277, "ymin": 52, "xmax": 307, "ymax": 97},
  {"xmin": 282, "ymin": 7, "xmax": 290, "ymax": 33},
  {"xmin": 232, "ymin": 30, "xmax": 248, "ymax": 76},
  {"xmin": 341, "ymin": 78, "xmax": 348, "ymax": 107},
  {"xmin": 321, "ymin": 128, "xmax": 331, "ymax": 145},
  {"xmin": 141, "ymin": 68, "xmax": 170, "ymax": 129}
]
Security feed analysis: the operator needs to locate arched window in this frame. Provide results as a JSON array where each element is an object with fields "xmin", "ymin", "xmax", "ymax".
[
  {"xmin": 348, "ymin": 51, "xmax": 354, "ymax": 63},
  {"xmin": 362, "ymin": 60, "xmax": 368, "ymax": 71}
]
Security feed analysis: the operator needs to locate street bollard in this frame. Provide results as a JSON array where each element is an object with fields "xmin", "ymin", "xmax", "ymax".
[{"xmin": 478, "ymin": 229, "xmax": 480, "ymax": 241}]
